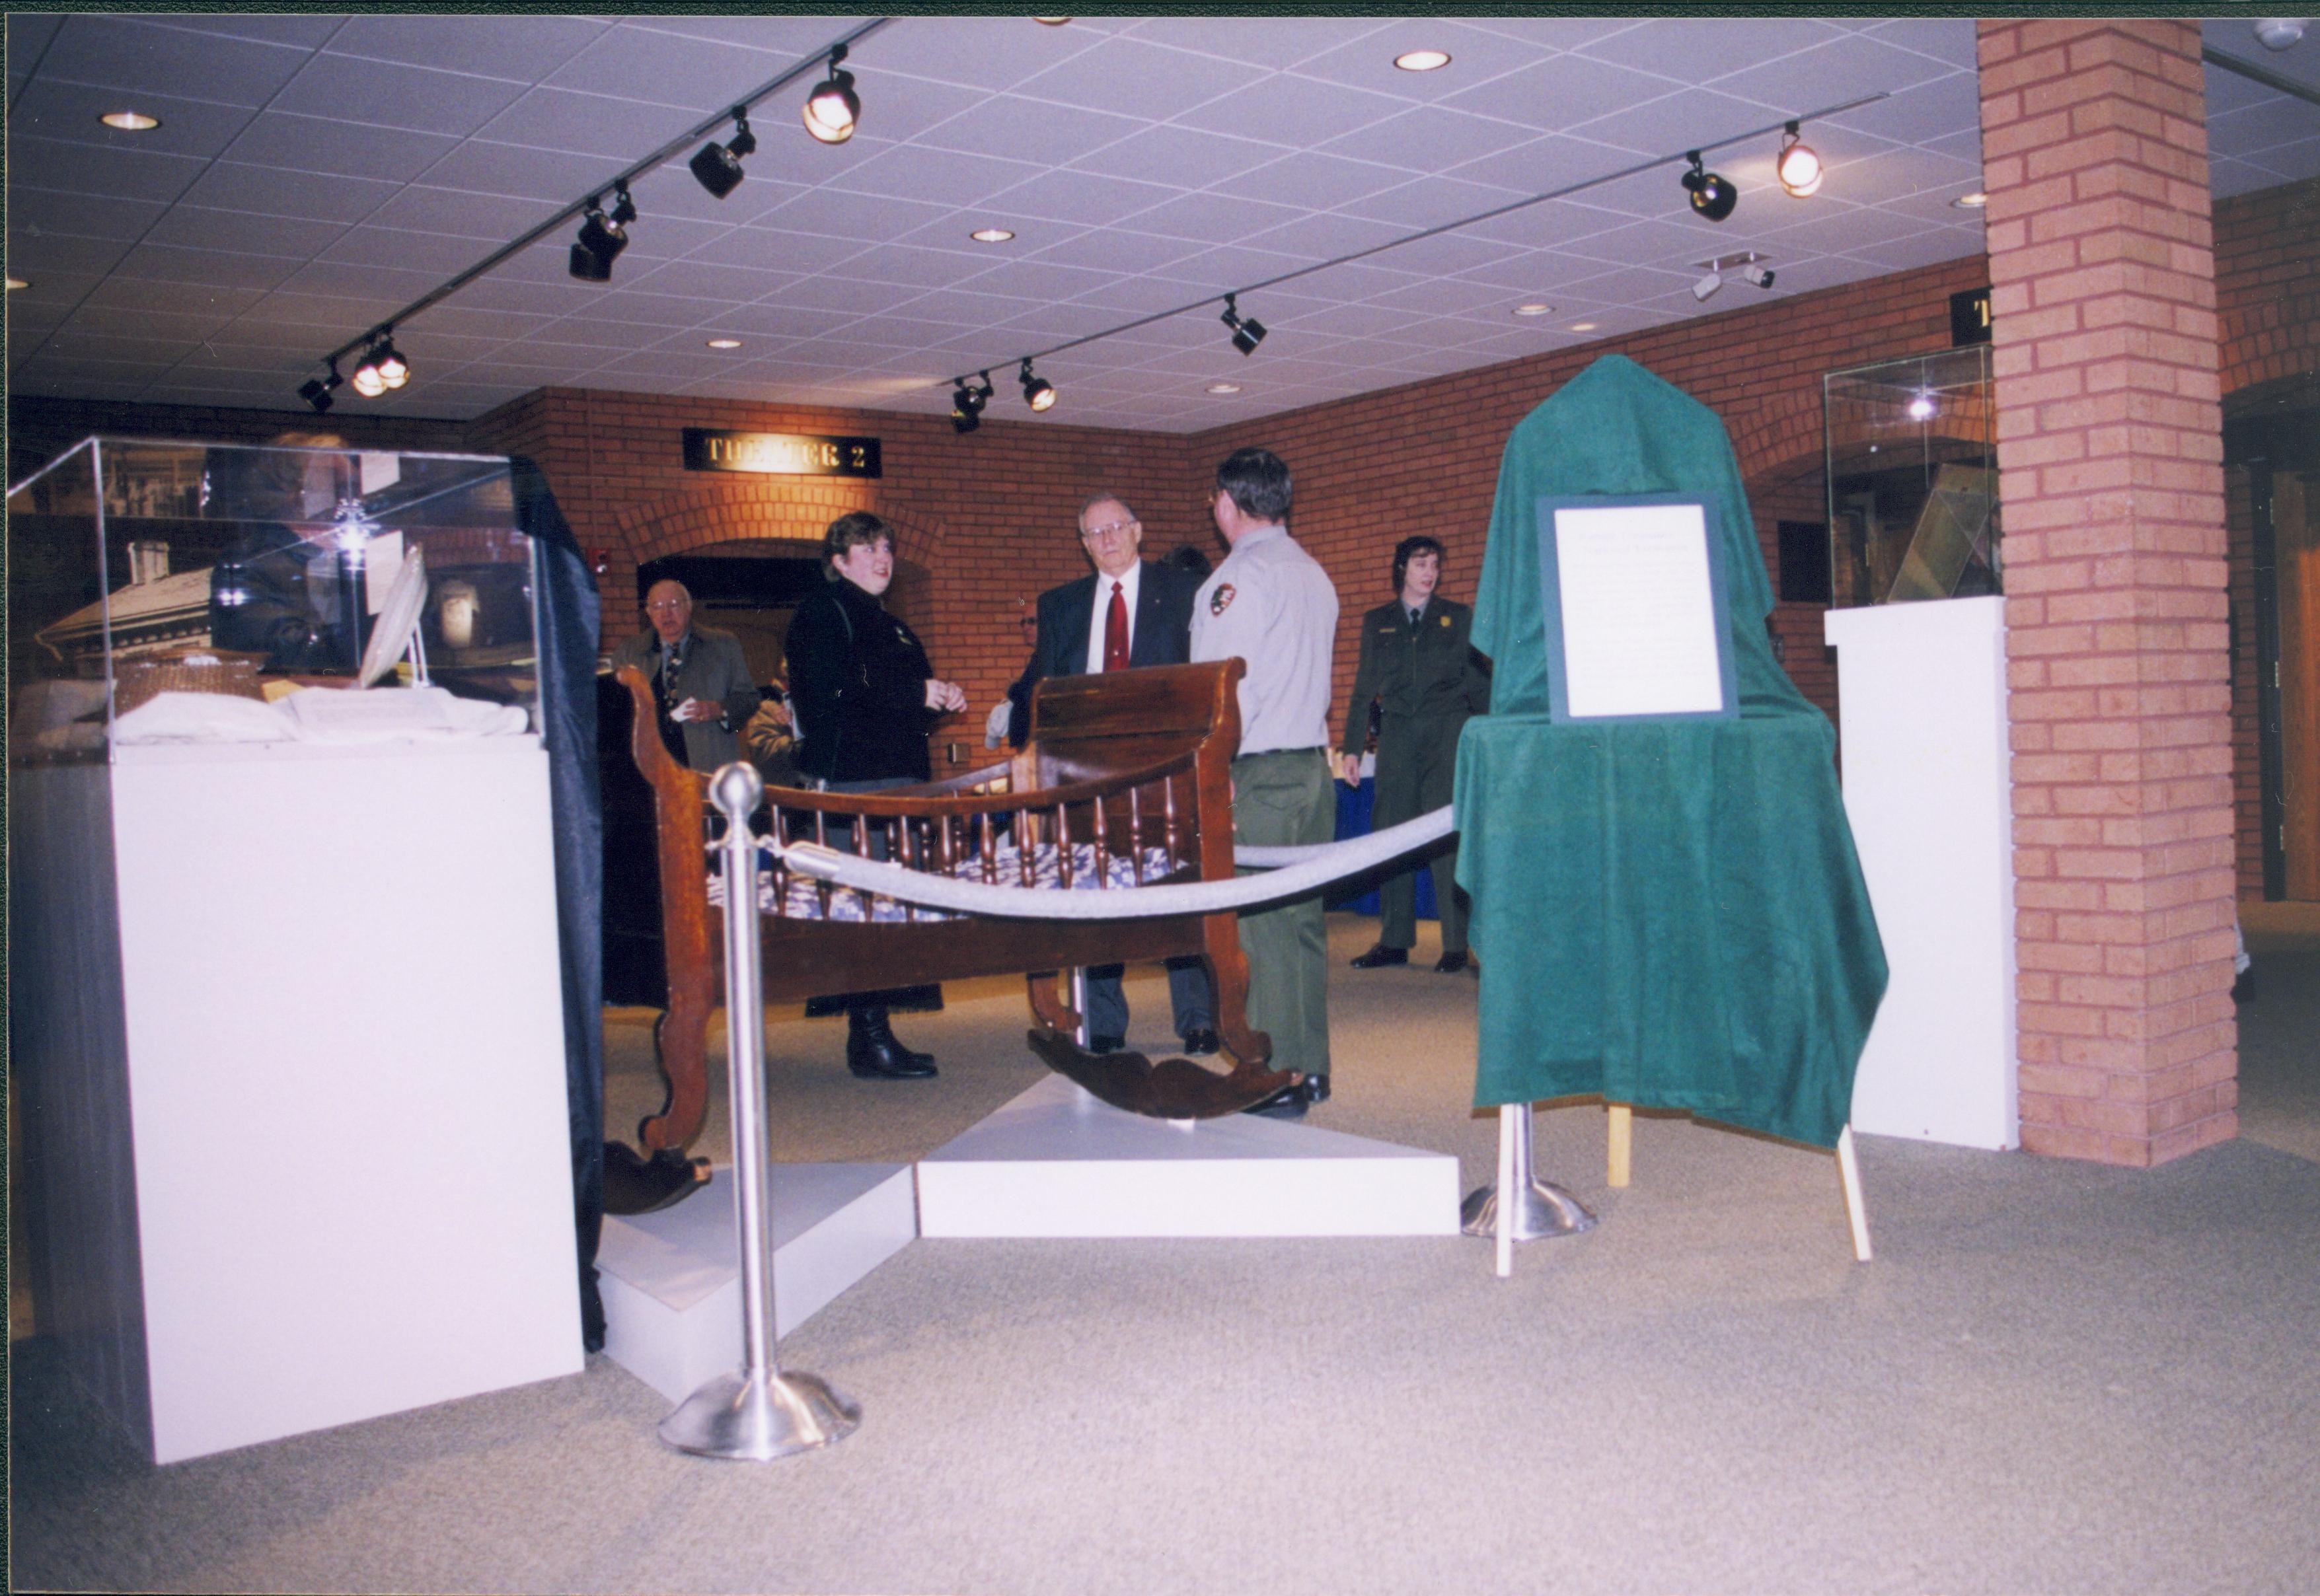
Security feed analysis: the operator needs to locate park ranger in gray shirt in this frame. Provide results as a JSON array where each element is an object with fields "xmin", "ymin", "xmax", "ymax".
[{"xmin": 1190, "ymin": 447, "xmax": 1340, "ymax": 1117}]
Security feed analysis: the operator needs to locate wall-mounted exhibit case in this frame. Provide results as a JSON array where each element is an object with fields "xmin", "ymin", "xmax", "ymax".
[
  {"xmin": 8, "ymin": 440, "xmax": 581, "ymax": 1463},
  {"xmin": 1824, "ymin": 345, "xmax": 1998, "ymax": 610},
  {"xmin": 1817, "ymin": 357, "xmax": 2017, "ymax": 1149}
]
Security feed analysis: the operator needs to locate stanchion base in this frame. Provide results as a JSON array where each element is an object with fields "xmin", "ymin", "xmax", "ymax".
[
  {"xmin": 1460, "ymin": 1179, "xmax": 1596, "ymax": 1240},
  {"xmin": 657, "ymin": 1367, "xmax": 860, "ymax": 1461}
]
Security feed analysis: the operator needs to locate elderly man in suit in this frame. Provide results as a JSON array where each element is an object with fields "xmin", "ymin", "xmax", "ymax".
[
  {"xmin": 609, "ymin": 579, "xmax": 760, "ymax": 773},
  {"xmin": 1009, "ymin": 490, "xmax": 1218, "ymax": 1058}
]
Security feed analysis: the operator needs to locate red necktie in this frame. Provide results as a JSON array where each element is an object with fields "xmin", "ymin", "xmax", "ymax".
[{"xmin": 1103, "ymin": 580, "xmax": 1129, "ymax": 672}]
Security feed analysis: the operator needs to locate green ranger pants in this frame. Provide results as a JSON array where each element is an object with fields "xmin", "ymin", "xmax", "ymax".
[
  {"xmin": 1374, "ymin": 717, "xmax": 1470, "ymax": 955},
  {"xmin": 1231, "ymin": 748, "xmax": 1333, "ymax": 1081}
]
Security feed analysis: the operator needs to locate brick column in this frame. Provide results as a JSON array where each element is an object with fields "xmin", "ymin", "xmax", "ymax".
[{"xmin": 1978, "ymin": 19, "xmax": 2236, "ymax": 1165}]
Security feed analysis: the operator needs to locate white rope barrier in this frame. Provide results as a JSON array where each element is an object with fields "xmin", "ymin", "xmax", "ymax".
[{"xmin": 763, "ymin": 804, "xmax": 1457, "ymax": 921}]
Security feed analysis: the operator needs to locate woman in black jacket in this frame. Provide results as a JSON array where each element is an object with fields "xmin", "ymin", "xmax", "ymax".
[{"xmin": 785, "ymin": 511, "xmax": 967, "ymax": 1079}]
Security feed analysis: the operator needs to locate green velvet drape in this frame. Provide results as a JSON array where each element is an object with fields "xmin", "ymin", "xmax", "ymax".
[{"xmin": 1452, "ymin": 355, "xmax": 1887, "ymax": 1147}]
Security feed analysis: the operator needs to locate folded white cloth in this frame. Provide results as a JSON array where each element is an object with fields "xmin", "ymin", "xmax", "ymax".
[{"xmin": 110, "ymin": 692, "xmax": 297, "ymax": 743}]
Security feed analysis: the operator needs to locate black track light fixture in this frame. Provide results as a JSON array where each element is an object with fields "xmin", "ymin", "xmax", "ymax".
[
  {"xmin": 569, "ymin": 184, "xmax": 635, "ymax": 281},
  {"xmin": 1219, "ymin": 292, "xmax": 1267, "ymax": 355},
  {"xmin": 1681, "ymin": 150, "xmax": 1737, "ymax": 222},
  {"xmin": 299, "ymin": 361, "xmax": 344, "ymax": 414},
  {"xmin": 1018, "ymin": 357, "xmax": 1056, "ymax": 413},
  {"xmin": 689, "ymin": 108, "xmax": 759, "ymax": 199},
  {"xmin": 951, "ymin": 371, "xmax": 994, "ymax": 434},
  {"xmin": 804, "ymin": 45, "xmax": 860, "ymax": 145}
]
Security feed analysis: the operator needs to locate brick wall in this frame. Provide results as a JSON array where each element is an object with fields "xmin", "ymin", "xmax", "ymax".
[{"xmin": 1978, "ymin": 18, "xmax": 2236, "ymax": 1165}]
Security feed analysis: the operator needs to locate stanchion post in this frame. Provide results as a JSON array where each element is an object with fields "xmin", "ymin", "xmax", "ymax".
[
  {"xmin": 657, "ymin": 762, "xmax": 862, "ymax": 1461},
  {"xmin": 1462, "ymin": 1101, "xmax": 1598, "ymax": 1268}
]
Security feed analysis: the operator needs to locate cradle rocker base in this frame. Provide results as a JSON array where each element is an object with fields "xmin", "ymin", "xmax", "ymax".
[
  {"xmin": 603, "ymin": 1142, "xmax": 714, "ymax": 1217},
  {"xmin": 1026, "ymin": 1028, "xmax": 1296, "ymax": 1119}
]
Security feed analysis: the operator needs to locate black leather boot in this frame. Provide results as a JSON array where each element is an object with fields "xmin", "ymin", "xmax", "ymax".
[{"xmin": 848, "ymin": 1005, "xmax": 937, "ymax": 1079}]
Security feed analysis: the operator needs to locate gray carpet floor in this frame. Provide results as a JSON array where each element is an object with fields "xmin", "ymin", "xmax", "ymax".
[{"xmin": 11, "ymin": 916, "xmax": 2319, "ymax": 1595}]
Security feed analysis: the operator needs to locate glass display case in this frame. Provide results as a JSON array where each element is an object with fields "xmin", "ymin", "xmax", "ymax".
[
  {"xmin": 8, "ymin": 439, "xmax": 539, "ymax": 763},
  {"xmin": 1824, "ymin": 345, "xmax": 1999, "ymax": 608}
]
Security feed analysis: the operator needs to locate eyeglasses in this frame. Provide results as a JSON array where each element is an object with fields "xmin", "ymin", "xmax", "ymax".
[{"xmin": 1080, "ymin": 519, "xmax": 1138, "ymax": 542}]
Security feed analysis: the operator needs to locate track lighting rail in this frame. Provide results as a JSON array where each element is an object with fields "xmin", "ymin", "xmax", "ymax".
[
  {"xmin": 313, "ymin": 17, "xmax": 889, "ymax": 376},
  {"xmin": 943, "ymin": 93, "xmax": 1883, "ymax": 398}
]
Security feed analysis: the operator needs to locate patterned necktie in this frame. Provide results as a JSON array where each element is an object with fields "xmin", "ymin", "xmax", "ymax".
[{"xmin": 1104, "ymin": 580, "xmax": 1129, "ymax": 672}]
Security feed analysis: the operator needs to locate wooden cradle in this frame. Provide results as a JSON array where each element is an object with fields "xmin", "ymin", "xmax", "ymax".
[{"xmin": 614, "ymin": 657, "xmax": 1294, "ymax": 1165}]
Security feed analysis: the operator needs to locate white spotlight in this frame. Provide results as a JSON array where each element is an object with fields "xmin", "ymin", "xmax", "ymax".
[
  {"xmin": 1692, "ymin": 270, "xmax": 1723, "ymax": 302},
  {"xmin": 2254, "ymin": 18, "xmax": 2306, "ymax": 50},
  {"xmin": 1741, "ymin": 264, "xmax": 1776, "ymax": 290}
]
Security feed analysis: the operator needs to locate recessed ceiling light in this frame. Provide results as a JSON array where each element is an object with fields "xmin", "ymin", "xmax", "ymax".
[
  {"xmin": 5, "ymin": 276, "xmax": 27, "ymax": 291},
  {"xmin": 1206, "ymin": 382, "xmax": 1242, "ymax": 394},
  {"xmin": 706, "ymin": 338, "xmax": 742, "ymax": 349},
  {"xmin": 1953, "ymin": 192, "xmax": 1988, "ymax": 208},
  {"xmin": 99, "ymin": 110, "xmax": 160, "ymax": 131},
  {"xmin": 1513, "ymin": 303, "xmax": 1554, "ymax": 317},
  {"xmin": 1394, "ymin": 49, "xmax": 1452, "ymax": 71},
  {"xmin": 969, "ymin": 227, "xmax": 1015, "ymax": 244},
  {"xmin": 1033, "ymin": 17, "xmax": 1071, "ymax": 24},
  {"xmin": 1569, "ymin": 320, "xmax": 1598, "ymax": 332}
]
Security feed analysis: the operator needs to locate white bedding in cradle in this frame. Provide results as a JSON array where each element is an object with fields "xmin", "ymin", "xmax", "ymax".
[{"xmin": 704, "ymin": 837, "xmax": 1181, "ymax": 923}]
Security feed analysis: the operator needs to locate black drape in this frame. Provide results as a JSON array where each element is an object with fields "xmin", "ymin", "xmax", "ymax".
[{"xmin": 507, "ymin": 456, "xmax": 607, "ymax": 1353}]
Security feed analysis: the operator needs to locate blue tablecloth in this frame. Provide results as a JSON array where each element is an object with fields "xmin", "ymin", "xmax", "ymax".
[{"xmin": 1328, "ymin": 776, "xmax": 1438, "ymax": 919}]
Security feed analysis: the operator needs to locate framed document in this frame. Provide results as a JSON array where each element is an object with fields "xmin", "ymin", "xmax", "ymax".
[{"xmin": 1536, "ymin": 494, "xmax": 1737, "ymax": 723}]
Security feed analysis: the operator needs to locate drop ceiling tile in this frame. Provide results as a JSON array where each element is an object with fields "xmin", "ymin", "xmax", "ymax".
[
  {"xmin": 145, "ymin": 13, "xmax": 350, "ymax": 50},
  {"xmin": 620, "ymin": 15, "xmax": 875, "ymax": 59},
  {"xmin": 143, "ymin": 207, "xmax": 348, "ymax": 258},
  {"xmin": 7, "ymin": 194, "xmax": 170, "ymax": 254},
  {"xmin": 618, "ymin": 260, "xmax": 802, "ymax": 303},
  {"xmin": 831, "ymin": 143, "xmax": 1051, "ymax": 208},
  {"xmin": 1441, "ymin": 55, "xmax": 1686, "ymax": 135},
  {"xmin": 1023, "ymin": 273, "xmax": 1188, "ymax": 316},
  {"xmin": 273, "ymin": 55, "xmax": 529, "ymax": 138},
  {"xmin": 1238, "ymin": 211, "xmax": 1411, "ymax": 264},
  {"xmin": 222, "ymin": 111, "xmax": 462, "ymax": 183},
  {"xmin": 4, "ymin": 233, "xmax": 135, "ymax": 287},
  {"xmin": 1349, "ymin": 229, "xmax": 1526, "ymax": 280},
  {"xmin": 9, "ymin": 81, "xmax": 268, "ymax": 164},
  {"xmin": 544, "ymin": 22, "xmax": 777, "ymax": 105},
  {"xmin": 765, "ymin": 275, "xmax": 925, "ymax": 316},
  {"xmin": 111, "ymin": 242, "xmax": 300, "ymax": 291},
  {"xmin": 85, "ymin": 277, "xmax": 269, "ymax": 318},
  {"xmin": 1836, "ymin": 228, "xmax": 1982, "ymax": 274},
  {"xmin": 521, "ymin": 319, "xmax": 696, "ymax": 355},
  {"xmin": 909, "ymin": 93, "xmax": 1149, "ymax": 167},
  {"xmin": 1120, "ymin": 190, "xmax": 1310, "ymax": 245},
  {"xmin": 1317, "ymin": 104, "xmax": 1540, "ymax": 174},
  {"xmin": 361, "ymin": 186, "xmax": 564, "ymax": 240},
  {"xmin": 416, "ymin": 304, "xmax": 560, "ymax": 340},
  {"xmin": 1591, "ymin": 18, "xmax": 1846, "ymax": 86},
  {"xmin": 2210, "ymin": 99, "xmax": 2320, "ymax": 159},
  {"xmin": 7, "ymin": 136, "xmax": 209, "ymax": 203},
  {"xmin": 1012, "ymin": 231, "xmax": 1188, "ymax": 275},
  {"xmin": 1709, "ymin": 35, "xmax": 1957, "ymax": 118},
  {"xmin": 6, "ymin": 12, "xmax": 64, "ymax": 61},
  {"xmin": 1361, "ymin": 273, "xmax": 1528, "ymax": 318},
  {"xmin": 761, "ymin": 186, "xmax": 955, "ymax": 244},
  {"xmin": 639, "ymin": 172, "xmax": 814, "ymax": 229},
  {"xmin": 324, "ymin": 13, "xmax": 602, "ymax": 81},
  {"xmin": 1441, "ymin": 133, "xmax": 1649, "ymax": 200},
  {"xmin": 1121, "ymin": 16, "xmax": 1381, "ymax": 73},
  {"xmin": 1755, "ymin": 201, "xmax": 1949, "ymax": 255},
  {"xmin": 1857, "ymin": 18, "xmax": 1980, "ymax": 70},
  {"xmin": 477, "ymin": 88, "xmax": 708, "ymax": 163},
  {"xmin": 1212, "ymin": 151, "xmax": 1414, "ymax": 212},
  {"xmin": 167, "ymin": 166, "xmax": 397, "ymax": 230},
  {"xmin": 691, "ymin": 227, "xmax": 868, "ymax": 275},
  {"xmin": 229, "ymin": 289, "xmax": 402, "ymax": 330},
  {"xmin": 946, "ymin": 256, "xmax": 1118, "ymax": 303},
  {"xmin": 1016, "ymin": 36, "xmax": 1269, "ymax": 124},
  {"xmin": 1176, "ymin": 72, "xmax": 1415, "ymax": 149},
  {"xmin": 1142, "ymin": 242, "xmax": 1322, "ymax": 296},
  {"xmin": 414, "ymin": 140, "xmax": 628, "ymax": 203},
  {"xmin": 1339, "ymin": 175, "xmax": 1532, "ymax": 232},
  {"xmin": 318, "ymin": 225, "xmax": 503, "ymax": 275},
  {"xmin": 1066, "ymin": 124, "xmax": 1283, "ymax": 190},
  {"xmin": 968, "ymin": 168, "xmax": 1186, "ymax": 228},
  {"xmin": 38, "ymin": 15, "xmax": 313, "ymax": 106},
  {"xmin": 437, "ymin": 275, "xmax": 597, "ymax": 316},
  {"xmin": 685, "ymin": 301, "xmax": 831, "ymax": 340},
  {"xmin": 1452, "ymin": 246, "xmax": 1650, "ymax": 294},
  {"xmin": 277, "ymin": 258, "xmax": 447, "ymax": 302},
  {"xmin": 1818, "ymin": 71, "xmax": 1980, "ymax": 148},
  {"xmin": 866, "ymin": 14, "xmax": 1111, "ymax": 92}
]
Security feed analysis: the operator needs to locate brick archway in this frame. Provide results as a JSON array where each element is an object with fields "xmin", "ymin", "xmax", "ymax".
[
  {"xmin": 614, "ymin": 481, "xmax": 946, "ymax": 569},
  {"xmin": 1728, "ymin": 387, "xmax": 1826, "ymax": 488}
]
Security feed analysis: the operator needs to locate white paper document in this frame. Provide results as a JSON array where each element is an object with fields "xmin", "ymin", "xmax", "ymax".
[{"xmin": 1552, "ymin": 502, "xmax": 1727, "ymax": 719}]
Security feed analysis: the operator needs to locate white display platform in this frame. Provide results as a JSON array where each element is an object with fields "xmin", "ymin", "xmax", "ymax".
[
  {"xmin": 917, "ymin": 1074, "xmax": 1462, "ymax": 1237},
  {"xmin": 1825, "ymin": 596, "xmax": 2019, "ymax": 1149},
  {"xmin": 16, "ymin": 735, "xmax": 583, "ymax": 1463},
  {"xmin": 597, "ymin": 1164, "xmax": 917, "ymax": 1403}
]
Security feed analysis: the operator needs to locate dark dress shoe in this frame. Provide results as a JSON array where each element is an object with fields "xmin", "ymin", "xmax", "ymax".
[
  {"xmin": 1434, "ymin": 951, "xmax": 1470, "ymax": 974},
  {"xmin": 1349, "ymin": 944, "xmax": 1409, "ymax": 969},
  {"xmin": 847, "ymin": 1009, "xmax": 937, "ymax": 1079},
  {"xmin": 1242, "ymin": 1080, "xmax": 1308, "ymax": 1118},
  {"xmin": 1088, "ymin": 1034, "xmax": 1127, "ymax": 1055},
  {"xmin": 1179, "ymin": 1027, "xmax": 1220, "ymax": 1057},
  {"xmin": 1304, "ymin": 1073, "xmax": 1329, "ymax": 1104}
]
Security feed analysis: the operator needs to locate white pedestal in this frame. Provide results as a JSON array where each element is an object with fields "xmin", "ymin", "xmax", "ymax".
[
  {"xmin": 1825, "ymin": 597, "xmax": 2018, "ymax": 1149},
  {"xmin": 917, "ymin": 1074, "xmax": 1462, "ymax": 1237},
  {"xmin": 13, "ymin": 737, "xmax": 582, "ymax": 1463},
  {"xmin": 597, "ymin": 1165, "xmax": 917, "ymax": 1404}
]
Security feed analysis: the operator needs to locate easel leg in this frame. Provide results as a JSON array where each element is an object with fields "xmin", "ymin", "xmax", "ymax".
[
  {"xmin": 1836, "ymin": 1125, "xmax": 1872, "ymax": 1262},
  {"xmin": 1606, "ymin": 1103, "xmax": 1631, "ymax": 1188}
]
